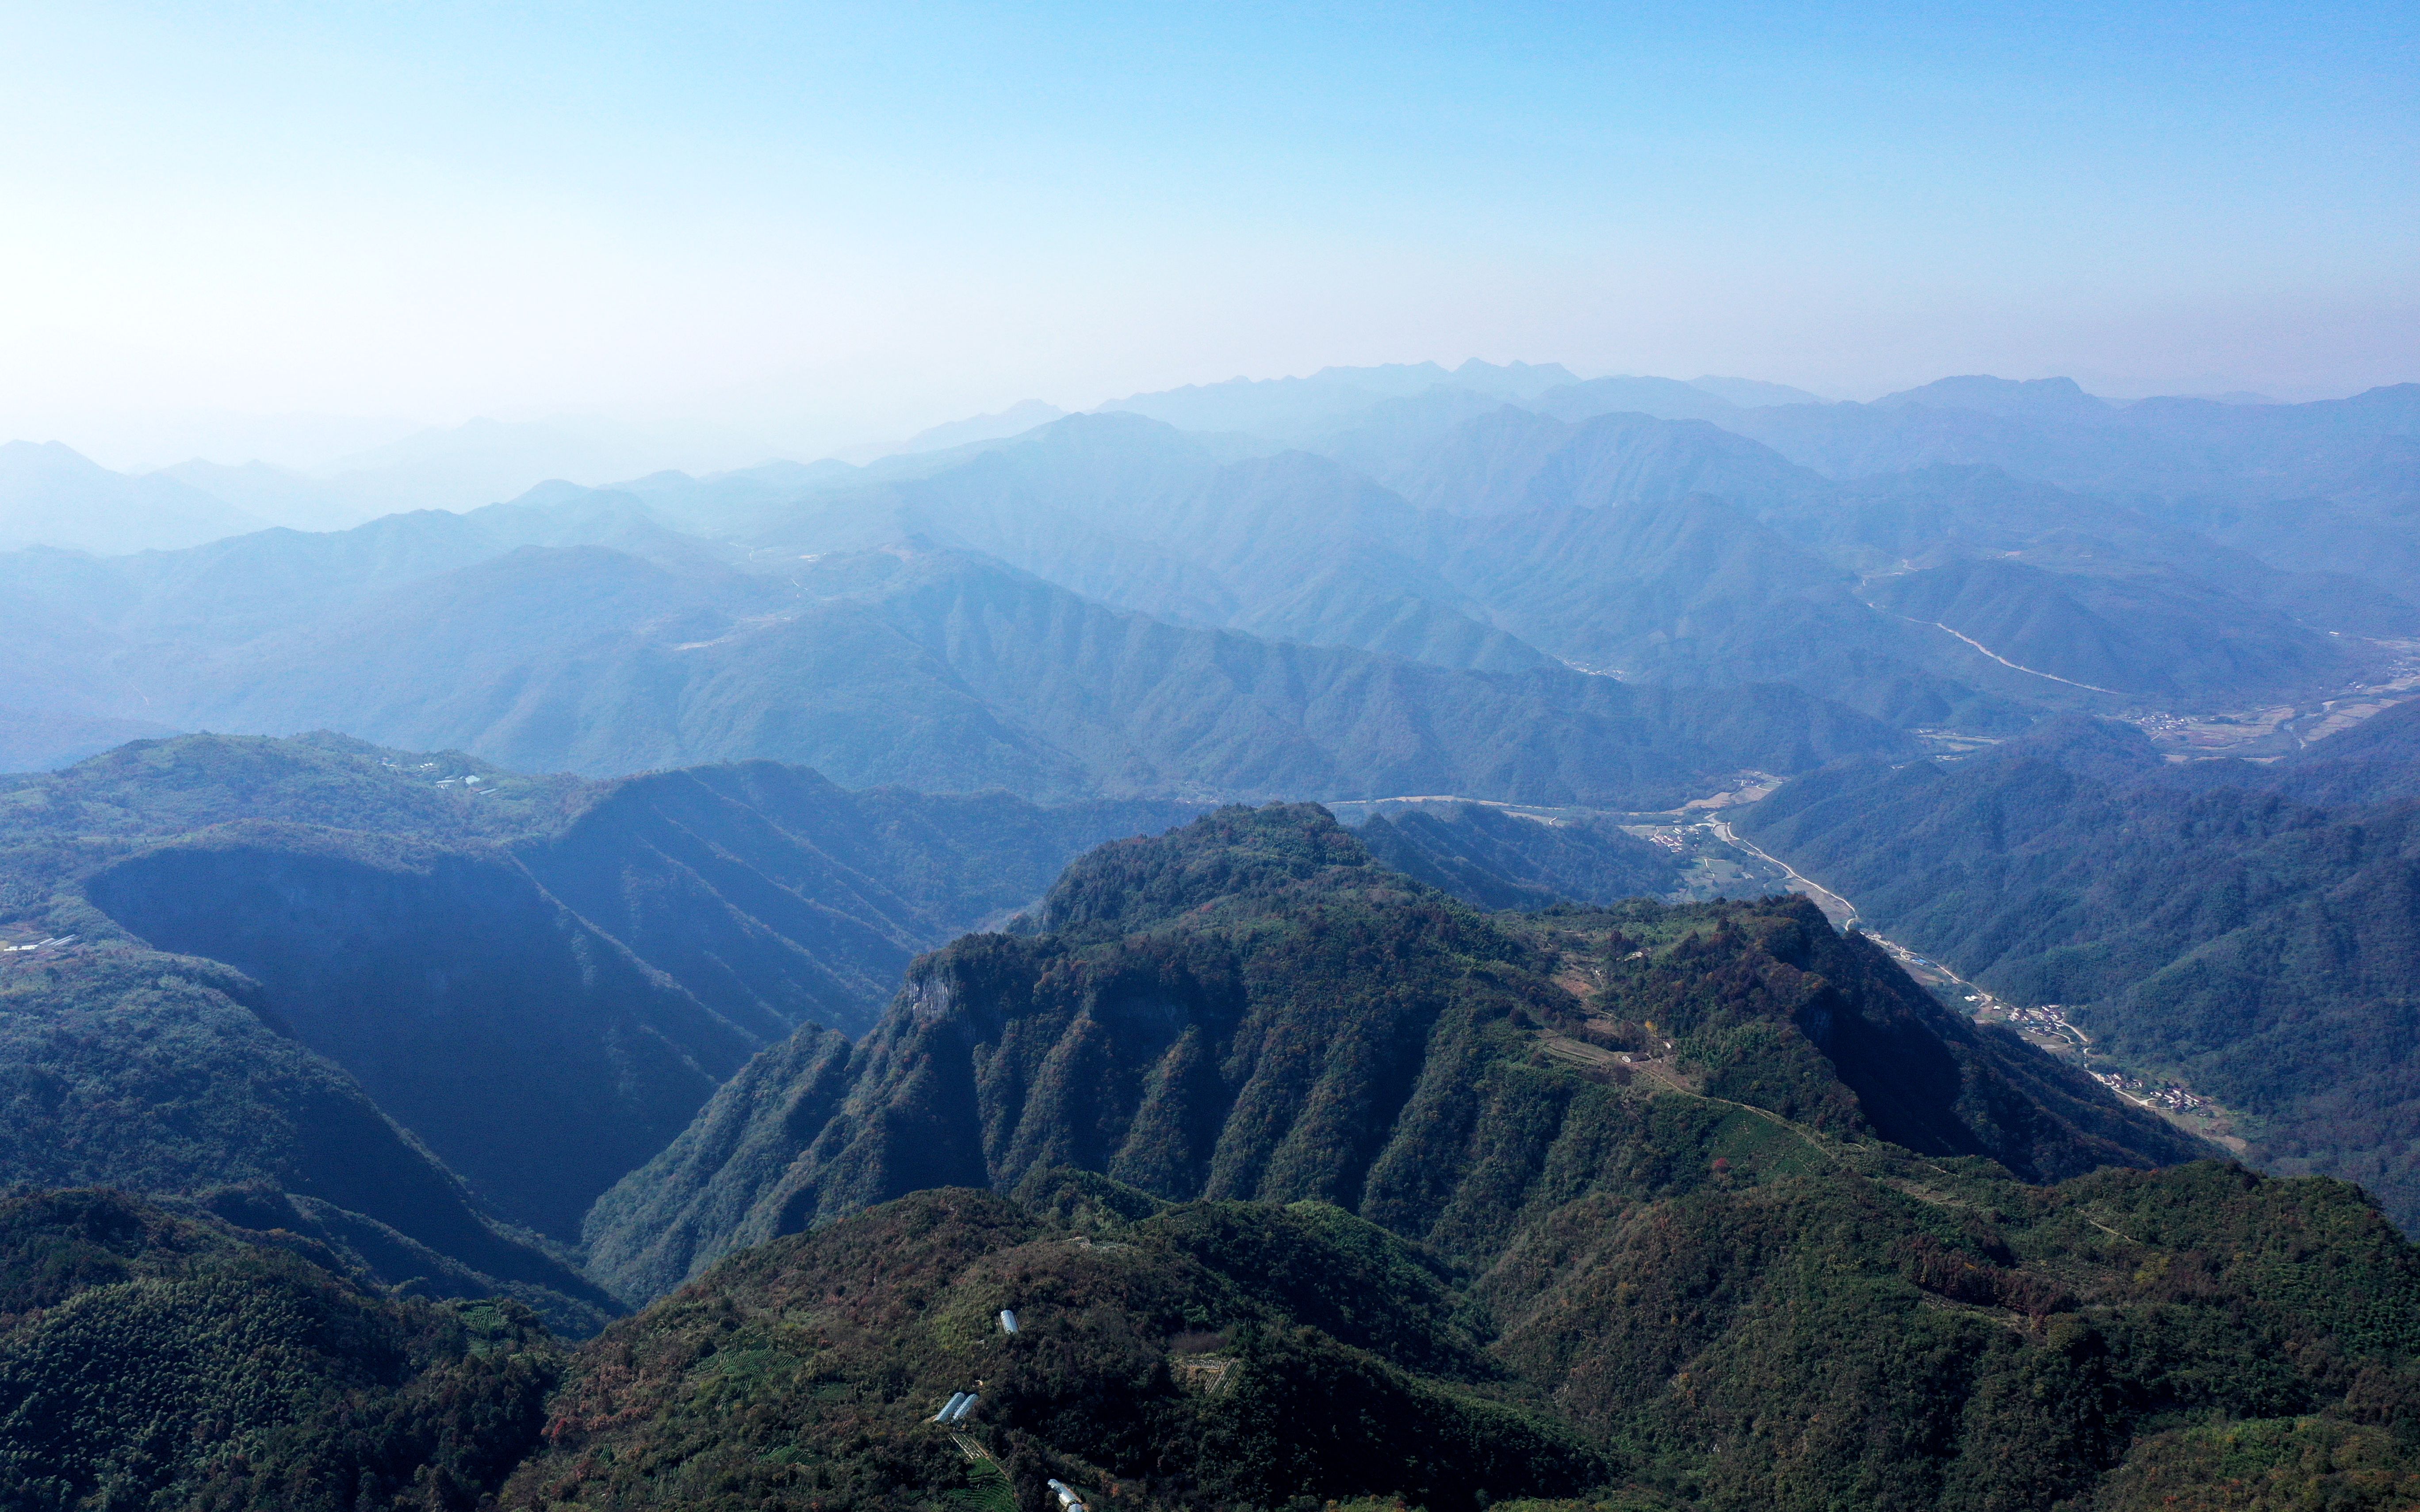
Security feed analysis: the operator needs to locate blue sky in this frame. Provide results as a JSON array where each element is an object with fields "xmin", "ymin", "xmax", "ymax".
[{"xmin": 5, "ymin": 2, "xmax": 2414, "ymax": 463}]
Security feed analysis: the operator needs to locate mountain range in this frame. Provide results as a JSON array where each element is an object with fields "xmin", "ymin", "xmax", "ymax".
[
  {"xmin": 7, "ymin": 797, "xmax": 2418, "ymax": 1512},
  {"xmin": 0, "ymin": 735, "xmax": 1196, "ymax": 1263},
  {"xmin": 582, "ymin": 802, "xmax": 2210, "ymax": 1302},
  {"xmin": 6, "ymin": 359, "xmax": 2420, "ymax": 1510},
  {"xmin": 9, "ymin": 370, "xmax": 2414, "ymax": 787}
]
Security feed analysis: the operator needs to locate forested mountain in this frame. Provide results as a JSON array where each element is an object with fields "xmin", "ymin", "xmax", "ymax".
[
  {"xmin": 8, "ymin": 760, "xmax": 2420, "ymax": 1512},
  {"xmin": 0, "ymin": 1188, "xmax": 566, "ymax": 1511},
  {"xmin": 0, "ymin": 951, "xmax": 617, "ymax": 1333},
  {"xmin": 1, "ymin": 734, "xmax": 1195, "ymax": 1251},
  {"xmin": 515, "ymin": 1165, "xmax": 2420, "ymax": 1512},
  {"xmin": 84, "ymin": 823, "xmax": 764, "ymax": 1240},
  {"xmin": 532, "ymin": 806, "xmax": 2420, "ymax": 1512},
  {"xmin": 585, "ymin": 804, "xmax": 2205, "ymax": 1303},
  {"xmin": 1738, "ymin": 708, "xmax": 2420, "ymax": 1232}
]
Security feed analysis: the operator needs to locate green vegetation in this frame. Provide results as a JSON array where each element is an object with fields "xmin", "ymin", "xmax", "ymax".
[
  {"xmin": 0, "ymin": 947, "xmax": 616, "ymax": 1334},
  {"xmin": 506, "ymin": 1189, "xmax": 1604, "ymax": 1512},
  {"xmin": 588, "ymin": 804, "xmax": 2205, "ymax": 1301},
  {"xmin": 7, "ymin": 796, "xmax": 2420, "ymax": 1510},
  {"xmin": 1738, "ymin": 712, "xmax": 2420, "ymax": 1232},
  {"xmin": 512, "ymin": 1158, "xmax": 2420, "ymax": 1512},
  {"xmin": 0, "ymin": 733, "xmax": 1199, "ymax": 1257},
  {"xmin": 0, "ymin": 728, "xmax": 576, "ymax": 841},
  {"xmin": 0, "ymin": 1187, "xmax": 561, "ymax": 1512},
  {"xmin": 2095, "ymin": 1417, "xmax": 2420, "ymax": 1511}
]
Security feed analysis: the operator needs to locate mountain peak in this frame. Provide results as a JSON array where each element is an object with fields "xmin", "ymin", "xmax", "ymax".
[
  {"xmin": 1027, "ymin": 802, "xmax": 1378, "ymax": 935},
  {"xmin": 898, "ymin": 399, "xmax": 1069, "ymax": 455},
  {"xmin": 1872, "ymin": 374, "xmax": 2112, "ymax": 418}
]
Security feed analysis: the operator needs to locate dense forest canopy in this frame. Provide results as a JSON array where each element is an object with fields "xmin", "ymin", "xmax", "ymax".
[{"xmin": 1, "ymin": 807, "xmax": 2415, "ymax": 1512}]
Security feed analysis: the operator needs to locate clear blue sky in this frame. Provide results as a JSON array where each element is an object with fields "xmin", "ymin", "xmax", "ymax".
[{"xmin": 5, "ymin": 1, "xmax": 2415, "ymax": 462}]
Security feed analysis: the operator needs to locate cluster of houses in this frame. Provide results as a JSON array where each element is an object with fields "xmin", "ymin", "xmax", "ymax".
[
  {"xmin": 376, "ymin": 758, "xmax": 491, "ymax": 793},
  {"xmin": 2092, "ymin": 1069, "xmax": 2206, "ymax": 1113},
  {"xmin": 2002, "ymin": 1002, "xmax": 2082, "ymax": 1040}
]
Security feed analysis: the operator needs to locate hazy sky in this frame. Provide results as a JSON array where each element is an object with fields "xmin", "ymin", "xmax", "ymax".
[{"xmin": 6, "ymin": 1, "xmax": 2416, "ymax": 467}]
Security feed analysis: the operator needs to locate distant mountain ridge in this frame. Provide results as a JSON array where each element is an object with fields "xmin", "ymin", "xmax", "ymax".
[
  {"xmin": 0, "ymin": 489, "xmax": 1916, "ymax": 794},
  {"xmin": 0, "ymin": 439, "xmax": 265, "ymax": 554},
  {"xmin": 6, "ymin": 367, "xmax": 2412, "ymax": 777}
]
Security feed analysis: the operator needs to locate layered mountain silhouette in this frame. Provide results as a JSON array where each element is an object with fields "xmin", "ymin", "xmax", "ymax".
[
  {"xmin": 0, "ymin": 507, "xmax": 1912, "ymax": 795},
  {"xmin": 0, "ymin": 440, "xmax": 266, "ymax": 554},
  {"xmin": 9, "ymin": 371, "xmax": 2415, "ymax": 785}
]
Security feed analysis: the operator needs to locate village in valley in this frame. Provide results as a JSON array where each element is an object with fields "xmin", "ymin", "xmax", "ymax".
[
  {"xmin": 1862, "ymin": 933, "xmax": 2247, "ymax": 1154},
  {"xmin": 1329, "ymin": 774, "xmax": 2254, "ymax": 1157}
]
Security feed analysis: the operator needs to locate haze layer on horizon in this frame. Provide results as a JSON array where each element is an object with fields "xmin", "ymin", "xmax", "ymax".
[{"xmin": 6, "ymin": 0, "xmax": 2415, "ymax": 469}]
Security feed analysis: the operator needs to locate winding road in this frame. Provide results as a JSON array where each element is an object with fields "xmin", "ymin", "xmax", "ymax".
[{"xmin": 1706, "ymin": 817, "xmax": 1859, "ymax": 925}]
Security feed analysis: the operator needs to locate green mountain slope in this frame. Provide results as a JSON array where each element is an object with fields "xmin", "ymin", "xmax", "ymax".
[
  {"xmin": 12, "ymin": 798, "xmax": 2420, "ymax": 1512},
  {"xmin": 84, "ymin": 822, "xmax": 763, "ymax": 1240},
  {"xmin": 540, "ymin": 805, "xmax": 2420, "ymax": 1511},
  {"xmin": 583, "ymin": 805, "xmax": 2204, "ymax": 1304},
  {"xmin": 5, "ymin": 733, "xmax": 1200, "ymax": 1246},
  {"xmin": 515, "ymin": 1189, "xmax": 1607, "ymax": 1512},
  {"xmin": 0, "ymin": 726, "xmax": 577, "ymax": 840},
  {"xmin": 529, "ymin": 1132, "xmax": 2420, "ymax": 1512},
  {"xmin": 0, "ymin": 948, "xmax": 616, "ymax": 1333},
  {"xmin": 0, "ymin": 1187, "xmax": 563, "ymax": 1511},
  {"xmin": 1736, "ymin": 712, "xmax": 2420, "ymax": 1233}
]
